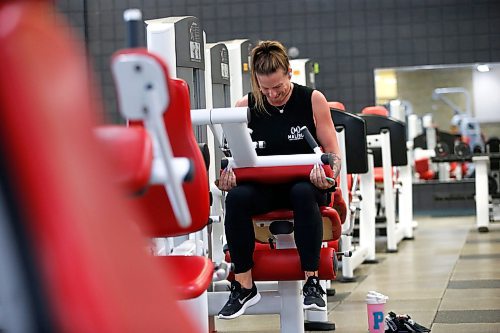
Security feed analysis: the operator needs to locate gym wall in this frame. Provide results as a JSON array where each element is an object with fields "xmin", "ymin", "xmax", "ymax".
[{"xmin": 57, "ymin": 0, "xmax": 500, "ymax": 123}]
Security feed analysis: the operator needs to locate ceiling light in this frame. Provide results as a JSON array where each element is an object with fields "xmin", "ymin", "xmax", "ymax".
[{"xmin": 476, "ymin": 64, "xmax": 490, "ymax": 72}]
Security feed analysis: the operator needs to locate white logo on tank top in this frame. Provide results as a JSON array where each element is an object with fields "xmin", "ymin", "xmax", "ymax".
[{"xmin": 288, "ymin": 126, "xmax": 304, "ymax": 141}]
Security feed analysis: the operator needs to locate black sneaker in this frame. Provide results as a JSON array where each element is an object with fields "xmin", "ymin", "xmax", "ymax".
[
  {"xmin": 302, "ymin": 276, "xmax": 326, "ymax": 311},
  {"xmin": 218, "ymin": 280, "xmax": 261, "ymax": 320},
  {"xmin": 385, "ymin": 311, "xmax": 431, "ymax": 332}
]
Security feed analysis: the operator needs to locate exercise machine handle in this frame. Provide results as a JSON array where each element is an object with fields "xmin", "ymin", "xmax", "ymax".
[
  {"xmin": 300, "ymin": 126, "xmax": 322, "ymax": 155},
  {"xmin": 123, "ymin": 8, "xmax": 142, "ymax": 48}
]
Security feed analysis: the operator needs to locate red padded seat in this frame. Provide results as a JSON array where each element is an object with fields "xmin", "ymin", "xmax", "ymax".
[
  {"xmin": 415, "ymin": 157, "xmax": 435, "ymax": 180},
  {"xmin": 98, "ymin": 126, "xmax": 214, "ymax": 303},
  {"xmin": 94, "ymin": 125, "xmax": 153, "ymax": 193},
  {"xmin": 164, "ymin": 256, "xmax": 215, "ymax": 300}
]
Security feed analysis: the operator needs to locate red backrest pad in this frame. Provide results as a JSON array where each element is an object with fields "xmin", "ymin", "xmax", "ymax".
[
  {"xmin": 94, "ymin": 125, "xmax": 153, "ymax": 193},
  {"xmin": 328, "ymin": 101, "xmax": 346, "ymax": 111},
  {"xmin": 361, "ymin": 106, "xmax": 389, "ymax": 117},
  {"xmin": 124, "ymin": 64, "xmax": 210, "ymax": 237}
]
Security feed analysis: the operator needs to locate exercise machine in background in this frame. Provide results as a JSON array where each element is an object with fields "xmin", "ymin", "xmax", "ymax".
[{"xmin": 290, "ymin": 58, "xmax": 319, "ymax": 89}]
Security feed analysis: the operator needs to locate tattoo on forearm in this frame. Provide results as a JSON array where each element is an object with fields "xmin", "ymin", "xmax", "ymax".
[{"xmin": 331, "ymin": 153, "xmax": 341, "ymax": 179}]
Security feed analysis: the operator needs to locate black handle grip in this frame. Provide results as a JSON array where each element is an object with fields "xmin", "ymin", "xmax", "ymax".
[
  {"xmin": 321, "ymin": 153, "xmax": 335, "ymax": 168},
  {"xmin": 123, "ymin": 9, "xmax": 142, "ymax": 48},
  {"xmin": 300, "ymin": 126, "xmax": 319, "ymax": 151},
  {"xmin": 221, "ymin": 159, "xmax": 229, "ymax": 170},
  {"xmin": 184, "ymin": 159, "xmax": 195, "ymax": 182},
  {"xmin": 198, "ymin": 143, "xmax": 210, "ymax": 171}
]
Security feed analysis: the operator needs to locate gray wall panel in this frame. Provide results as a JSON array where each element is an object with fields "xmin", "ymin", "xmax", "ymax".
[{"xmin": 57, "ymin": 0, "xmax": 500, "ymax": 120}]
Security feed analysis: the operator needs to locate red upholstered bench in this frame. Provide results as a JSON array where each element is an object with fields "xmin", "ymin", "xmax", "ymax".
[{"xmin": 222, "ymin": 163, "xmax": 346, "ymax": 279}]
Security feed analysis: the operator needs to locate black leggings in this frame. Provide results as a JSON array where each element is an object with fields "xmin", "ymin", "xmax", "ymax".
[{"xmin": 224, "ymin": 181, "xmax": 327, "ymax": 274}]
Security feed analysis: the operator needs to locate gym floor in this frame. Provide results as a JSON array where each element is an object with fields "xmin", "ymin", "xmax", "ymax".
[{"xmin": 214, "ymin": 216, "xmax": 500, "ymax": 332}]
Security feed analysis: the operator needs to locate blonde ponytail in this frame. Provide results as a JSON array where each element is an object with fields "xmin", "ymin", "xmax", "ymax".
[{"xmin": 250, "ymin": 40, "xmax": 290, "ymax": 113}]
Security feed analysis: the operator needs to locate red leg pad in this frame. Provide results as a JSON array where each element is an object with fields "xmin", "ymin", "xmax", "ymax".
[
  {"xmin": 331, "ymin": 188, "xmax": 347, "ymax": 224},
  {"xmin": 226, "ymin": 247, "xmax": 336, "ymax": 281},
  {"xmin": 161, "ymin": 256, "xmax": 214, "ymax": 300},
  {"xmin": 234, "ymin": 165, "xmax": 333, "ymax": 184}
]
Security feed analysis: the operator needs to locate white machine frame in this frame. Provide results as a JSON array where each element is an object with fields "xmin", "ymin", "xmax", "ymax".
[
  {"xmin": 474, "ymin": 155, "xmax": 490, "ymax": 231},
  {"xmin": 333, "ymin": 126, "xmax": 377, "ymax": 280},
  {"xmin": 221, "ymin": 39, "xmax": 251, "ymax": 106},
  {"xmin": 366, "ymin": 130, "xmax": 413, "ymax": 252},
  {"xmin": 340, "ymin": 150, "xmax": 377, "ymax": 280},
  {"xmin": 290, "ymin": 58, "xmax": 316, "ymax": 89},
  {"xmin": 191, "ymin": 107, "xmax": 326, "ymax": 168},
  {"xmin": 209, "ymin": 232, "xmax": 308, "ymax": 333}
]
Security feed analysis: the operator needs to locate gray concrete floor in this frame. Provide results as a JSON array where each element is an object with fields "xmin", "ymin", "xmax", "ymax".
[{"xmin": 214, "ymin": 216, "xmax": 500, "ymax": 333}]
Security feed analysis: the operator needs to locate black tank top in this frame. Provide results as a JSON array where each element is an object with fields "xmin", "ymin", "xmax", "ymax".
[{"xmin": 248, "ymin": 83, "xmax": 318, "ymax": 156}]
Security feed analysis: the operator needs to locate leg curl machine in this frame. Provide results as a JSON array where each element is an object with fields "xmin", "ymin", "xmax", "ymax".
[
  {"xmin": 192, "ymin": 108, "xmax": 346, "ymax": 332},
  {"xmin": 97, "ymin": 13, "xmax": 215, "ymax": 330},
  {"xmin": 360, "ymin": 107, "xmax": 414, "ymax": 252},
  {"xmin": 330, "ymin": 107, "xmax": 377, "ymax": 281}
]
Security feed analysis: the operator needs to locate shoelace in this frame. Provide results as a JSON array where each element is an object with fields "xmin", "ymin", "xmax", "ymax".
[
  {"xmin": 226, "ymin": 283, "xmax": 242, "ymax": 302},
  {"xmin": 303, "ymin": 278, "xmax": 326, "ymax": 297}
]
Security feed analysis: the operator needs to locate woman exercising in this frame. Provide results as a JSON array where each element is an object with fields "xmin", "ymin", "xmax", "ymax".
[{"xmin": 217, "ymin": 40, "xmax": 341, "ymax": 319}]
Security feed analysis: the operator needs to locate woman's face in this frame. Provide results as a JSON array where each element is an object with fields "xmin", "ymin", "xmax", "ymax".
[{"xmin": 257, "ymin": 70, "xmax": 291, "ymax": 106}]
